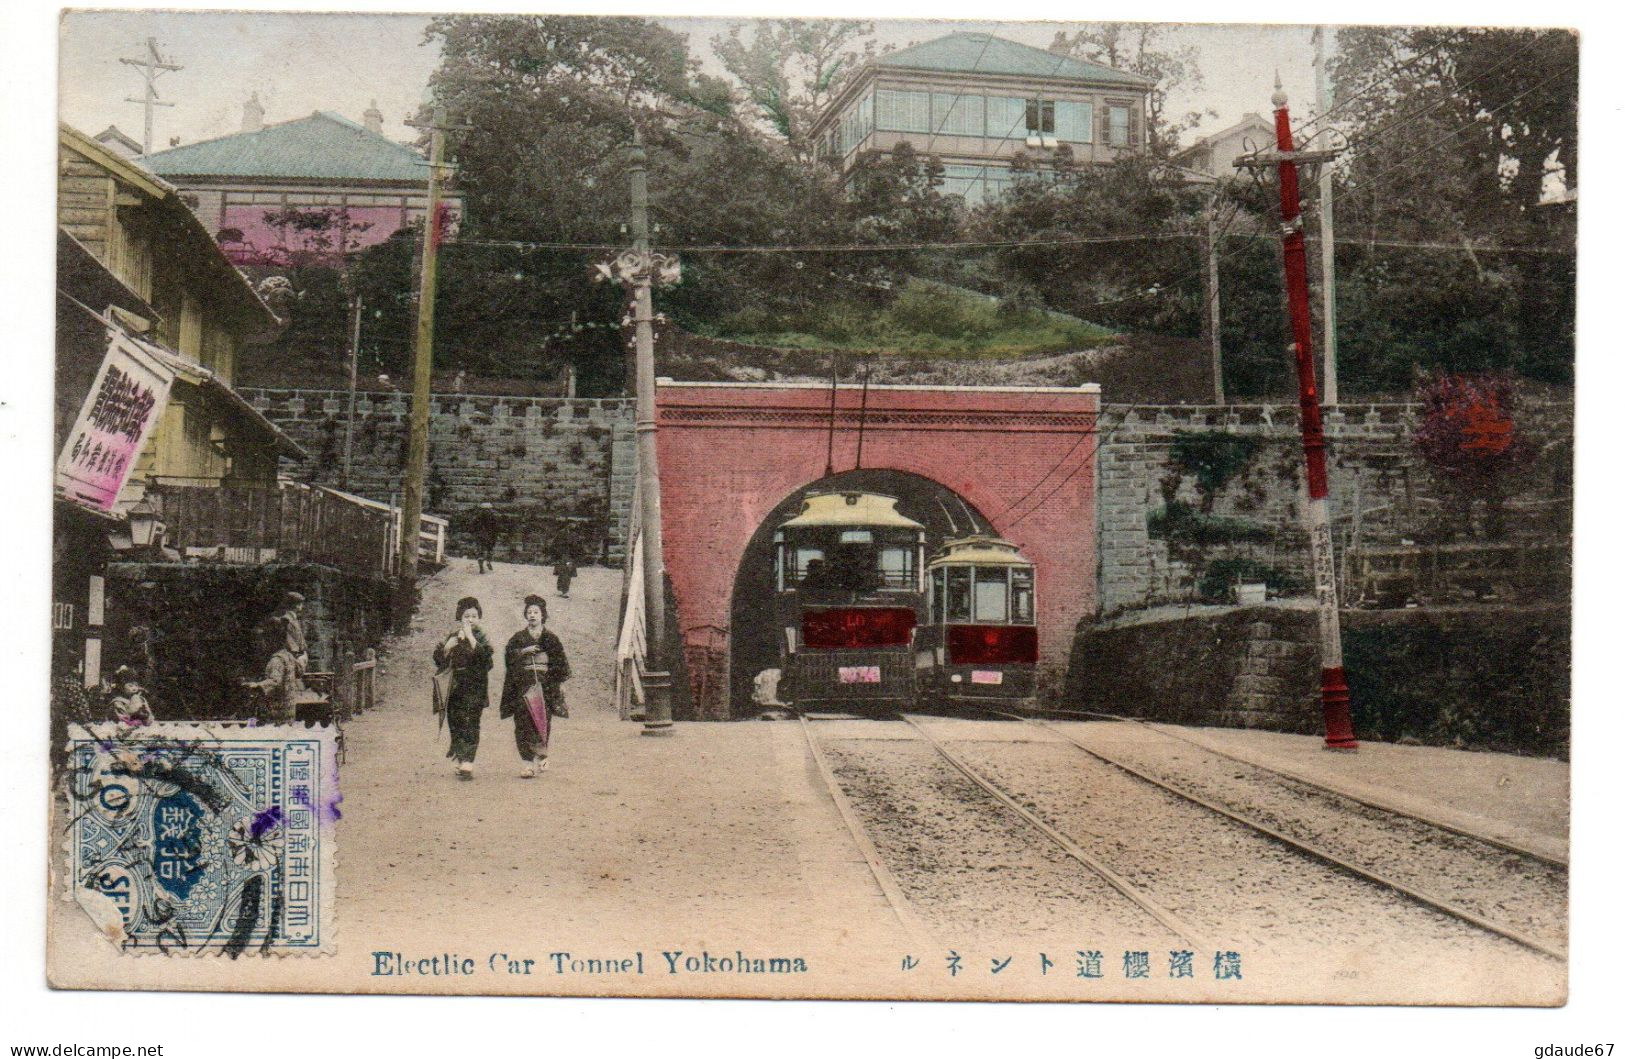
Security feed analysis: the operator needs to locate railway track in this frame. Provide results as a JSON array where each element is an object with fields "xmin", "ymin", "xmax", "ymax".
[
  {"xmin": 984, "ymin": 711, "xmax": 1567, "ymax": 962},
  {"xmin": 797, "ymin": 711, "xmax": 1188, "ymax": 948},
  {"xmin": 1032, "ymin": 708, "xmax": 1565, "ymax": 868}
]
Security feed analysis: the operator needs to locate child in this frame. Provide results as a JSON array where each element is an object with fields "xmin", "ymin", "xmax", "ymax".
[{"xmin": 107, "ymin": 666, "xmax": 154, "ymax": 727}]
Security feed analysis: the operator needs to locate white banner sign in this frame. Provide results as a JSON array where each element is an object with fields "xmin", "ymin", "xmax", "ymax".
[{"xmin": 55, "ymin": 330, "xmax": 174, "ymax": 514}]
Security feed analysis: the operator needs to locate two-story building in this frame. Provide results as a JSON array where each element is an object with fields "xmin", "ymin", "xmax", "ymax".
[
  {"xmin": 138, "ymin": 98, "xmax": 460, "ymax": 267},
  {"xmin": 810, "ymin": 31, "xmax": 1153, "ymax": 203},
  {"xmin": 56, "ymin": 122, "xmax": 305, "ymax": 690}
]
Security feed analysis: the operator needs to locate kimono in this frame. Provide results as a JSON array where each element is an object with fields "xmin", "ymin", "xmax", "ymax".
[
  {"xmin": 500, "ymin": 627, "xmax": 570, "ymax": 762},
  {"xmin": 433, "ymin": 628, "xmax": 494, "ymax": 762}
]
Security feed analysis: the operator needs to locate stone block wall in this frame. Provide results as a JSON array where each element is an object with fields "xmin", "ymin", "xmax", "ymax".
[
  {"xmin": 244, "ymin": 389, "xmax": 636, "ymax": 563},
  {"xmin": 1095, "ymin": 401, "xmax": 1572, "ymax": 615},
  {"xmin": 1066, "ymin": 601, "xmax": 1570, "ymax": 756}
]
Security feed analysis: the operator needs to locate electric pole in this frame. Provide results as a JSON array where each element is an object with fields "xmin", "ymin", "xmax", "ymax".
[
  {"xmin": 397, "ymin": 106, "xmax": 455, "ymax": 591},
  {"xmin": 596, "ymin": 128, "xmax": 681, "ymax": 735},
  {"xmin": 119, "ymin": 37, "xmax": 181, "ymax": 155},
  {"xmin": 1205, "ymin": 195, "xmax": 1225, "ymax": 404},
  {"xmin": 1235, "ymin": 79, "xmax": 1357, "ymax": 751},
  {"xmin": 1313, "ymin": 27, "xmax": 1341, "ymax": 407},
  {"xmin": 342, "ymin": 293, "xmax": 363, "ymax": 490}
]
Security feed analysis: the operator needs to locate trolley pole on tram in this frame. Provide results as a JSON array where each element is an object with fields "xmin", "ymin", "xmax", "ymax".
[
  {"xmin": 1235, "ymin": 79, "xmax": 1358, "ymax": 751},
  {"xmin": 597, "ymin": 127, "xmax": 680, "ymax": 735}
]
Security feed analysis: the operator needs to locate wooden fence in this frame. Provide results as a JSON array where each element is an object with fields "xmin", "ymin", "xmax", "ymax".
[{"xmin": 149, "ymin": 478, "xmax": 446, "ymax": 579}]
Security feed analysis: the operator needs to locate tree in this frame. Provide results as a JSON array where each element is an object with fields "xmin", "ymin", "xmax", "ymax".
[
  {"xmin": 1048, "ymin": 24, "xmax": 1208, "ymax": 152},
  {"xmin": 1325, "ymin": 27, "xmax": 1577, "ymax": 389},
  {"xmin": 711, "ymin": 19, "xmax": 874, "ymax": 162}
]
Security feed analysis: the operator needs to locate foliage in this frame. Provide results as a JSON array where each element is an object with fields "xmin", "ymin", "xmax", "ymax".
[
  {"xmin": 704, "ymin": 279, "xmax": 1112, "ymax": 358},
  {"xmin": 1195, "ymin": 558, "xmax": 1303, "ymax": 602},
  {"xmin": 1326, "ymin": 27, "xmax": 1577, "ymax": 391},
  {"xmin": 1147, "ymin": 501, "xmax": 1269, "ymax": 545},
  {"xmin": 1168, "ymin": 430, "xmax": 1262, "ymax": 508},
  {"xmin": 711, "ymin": 19, "xmax": 875, "ymax": 161}
]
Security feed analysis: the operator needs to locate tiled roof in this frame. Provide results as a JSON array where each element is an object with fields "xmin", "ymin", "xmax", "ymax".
[
  {"xmin": 141, "ymin": 111, "xmax": 427, "ymax": 183},
  {"xmin": 878, "ymin": 32, "xmax": 1152, "ymax": 87}
]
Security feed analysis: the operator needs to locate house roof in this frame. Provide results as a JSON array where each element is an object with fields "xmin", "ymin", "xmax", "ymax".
[
  {"xmin": 1175, "ymin": 112, "xmax": 1276, "ymax": 156},
  {"xmin": 878, "ymin": 32, "xmax": 1153, "ymax": 88},
  {"xmin": 93, "ymin": 125, "xmax": 144, "ymax": 157},
  {"xmin": 141, "ymin": 110, "xmax": 429, "ymax": 183}
]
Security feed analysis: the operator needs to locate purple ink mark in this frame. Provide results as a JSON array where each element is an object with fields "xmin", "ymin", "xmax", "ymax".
[{"xmin": 250, "ymin": 805, "xmax": 284, "ymax": 839}]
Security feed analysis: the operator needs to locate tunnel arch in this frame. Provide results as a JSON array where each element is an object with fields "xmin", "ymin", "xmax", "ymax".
[
  {"xmin": 726, "ymin": 468, "xmax": 995, "ymax": 713},
  {"xmin": 656, "ymin": 380, "xmax": 1101, "ymax": 718}
]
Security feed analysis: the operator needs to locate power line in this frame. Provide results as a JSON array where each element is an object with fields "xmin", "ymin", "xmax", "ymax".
[{"xmin": 1292, "ymin": 29, "xmax": 1466, "ymax": 141}]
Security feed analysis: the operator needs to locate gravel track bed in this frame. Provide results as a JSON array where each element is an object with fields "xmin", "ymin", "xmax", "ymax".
[
  {"xmin": 819, "ymin": 734, "xmax": 1178, "ymax": 947},
  {"xmin": 1063, "ymin": 723, "xmax": 1568, "ymax": 947},
  {"xmin": 943, "ymin": 734, "xmax": 1558, "ymax": 974}
]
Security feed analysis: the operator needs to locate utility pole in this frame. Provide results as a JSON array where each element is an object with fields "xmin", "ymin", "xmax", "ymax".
[
  {"xmin": 397, "ymin": 106, "xmax": 455, "ymax": 591},
  {"xmin": 119, "ymin": 37, "xmax": 181, "ymax": 155},
  {"xmin": 596, "ymin": 128, "xmax": 681, "ymax": 735},
  {"xmin": 1204, "ymin": 195, "xmax": 1225, "ymax": 404},
  {"xmin": 342, "ymin": 293, "xmax": 363, "ymax": 490},
  {"xmin": 1235, "ymin": 79, "xmax": 1357, "ymax": 751},
  {"xmin": 1313, "ymin": 27, "xmax": 1341, "ymax": 407}
]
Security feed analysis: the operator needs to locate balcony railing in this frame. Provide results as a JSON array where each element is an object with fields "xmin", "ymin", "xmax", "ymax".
[{"xmin": 148, "ymin": 477, "xmax": 447, "ymax": 580}]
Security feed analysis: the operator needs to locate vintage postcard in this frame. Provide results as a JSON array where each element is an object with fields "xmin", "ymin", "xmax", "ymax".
[{"xmin": 44, "ymin": 7, "xmax": 1577, "ymax": 1010}]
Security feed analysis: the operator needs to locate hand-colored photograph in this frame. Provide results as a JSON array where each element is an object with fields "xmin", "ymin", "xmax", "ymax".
[{"xmin": 46, "ymin": 8, "xmax": 1575, "ymax": 1011}]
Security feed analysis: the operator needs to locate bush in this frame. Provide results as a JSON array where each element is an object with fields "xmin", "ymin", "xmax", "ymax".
[{"xmin": 1147, "ymin": 501, "xmax": 1270, "ymax": 545}]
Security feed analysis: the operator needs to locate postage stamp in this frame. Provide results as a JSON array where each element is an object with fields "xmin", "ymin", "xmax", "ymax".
[{"xmin": 63, "ymin": 723, "xmax": 337, "ymax": 956}]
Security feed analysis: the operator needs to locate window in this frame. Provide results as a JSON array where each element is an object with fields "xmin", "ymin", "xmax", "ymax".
[
  {"xmin": 931, "ymin": 568, "xmax": 946, "ymax": 622},
  {"xmin": 1025, "ymin": 99, "xmax": 1055, "ymax": 135},
  {"xmin": 788, "ymin": 546, "xmax": 826, "ymax": 585},
  {"xmin": 1055, "ymin": 101, "xmax": 1093, "ymax": 144},
  {"xmin": 875, "ymin": 89, "xmax": 932, "ymax": 133},
  {"xmin": 1107, "ymin": 105, "xmax": 1131, "ymax": 146},
  {"xmin": 974, "ymin": 567, "xmax": 1010, "ymax": 623},
  {"xmin": 878, "ymin": 546, "xmax": 914, "ymax": 588},
  {"xmin": 930, "ymin": 92, "xmax": 985, "ymax": 137},
  {"xmin": 1011, "ymin": 568, "xmax": 1035, "ymax": 623},
  {"xmin": 946, "ymin": 568, "xmax": 973, "ymax": 622},
  {"xmin": 986, "ymin": 96, "xmax": 1028, "ymax": 139}
]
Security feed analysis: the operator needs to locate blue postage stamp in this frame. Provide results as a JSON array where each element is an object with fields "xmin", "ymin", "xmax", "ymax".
[{"xmin": 64, "ymin": 723, "xmax": 337, "ymax": 956}]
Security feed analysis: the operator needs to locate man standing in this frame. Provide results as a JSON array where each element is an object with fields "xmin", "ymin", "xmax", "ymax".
[{"xmin": 470, "ymin": 503, "xmax": 499, "ymax": 574}]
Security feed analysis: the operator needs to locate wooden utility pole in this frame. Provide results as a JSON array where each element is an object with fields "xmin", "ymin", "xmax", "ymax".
[
  {"xmin": 119, "ymin": 37, "xmax": 181, "ymax": 155},
  {"xmin": 597, "ymin": 129, "xmax": 682, "ymax": 735},
  {"xmin": 1235, "ymin": 79, "xmax": 1357, "ymax": 751},
  {"xmin": 1313, "ymin": 27, "xmax": 1342, "ymax": 407},
  {"xmin": 1204, "ymin": 196, "xmax": 1225, "ymax": 404},
  {"xmin": 398, "ymin": 106, "xmax": 453, "ymax": 589},
  {"xmin": 342, "ymin": 293, "xmax": 363, "ymax": 490}
]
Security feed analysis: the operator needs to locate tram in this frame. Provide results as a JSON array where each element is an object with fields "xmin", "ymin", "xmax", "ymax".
[
  {"xmin": 772, "ymin": 492, "xmax": 927, "ymax": 710},
  {"xmin": 914, "ymin": 536, "xmax": 1039, "ymax": 711}
]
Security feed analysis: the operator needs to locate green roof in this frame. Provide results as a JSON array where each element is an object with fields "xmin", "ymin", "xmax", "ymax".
[
  {"xmin": 879, "ymin": 32, "xmax": 1152, "ymax": 88},
  {"xmin": 141, "ymin": 111, "xmax": 428, "ymax": 183}
]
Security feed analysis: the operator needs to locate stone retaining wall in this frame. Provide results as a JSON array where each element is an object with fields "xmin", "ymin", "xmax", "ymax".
[{"xmin": 244, "ymin": 389, "xmax": 637, "ymax": 562}]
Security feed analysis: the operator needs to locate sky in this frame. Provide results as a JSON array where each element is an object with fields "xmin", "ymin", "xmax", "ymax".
[{"xmin": 57, "ymin": 11, "xmax": 1325, "ymax": 154}]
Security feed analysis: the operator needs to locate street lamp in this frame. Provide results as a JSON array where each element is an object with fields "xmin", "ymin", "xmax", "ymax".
[{"xmin": 128, "ymin": 498, "xmax": 161, "ymax": 550}]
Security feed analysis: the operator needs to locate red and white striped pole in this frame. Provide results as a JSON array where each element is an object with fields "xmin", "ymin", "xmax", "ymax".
[{"xmin": 1267, "ymin": 78, "xmax": 1358, "ymax": 751}]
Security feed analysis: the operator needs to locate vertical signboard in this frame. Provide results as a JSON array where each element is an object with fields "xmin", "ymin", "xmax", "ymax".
[{"xmin": 55, "ymin": 331, "xmax": 174, "ymax": 514}]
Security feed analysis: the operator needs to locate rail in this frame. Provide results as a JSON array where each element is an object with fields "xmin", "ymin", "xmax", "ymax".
[{"xmin": 148, "ymin": 477, "xmax": 447, "ymax": 579}]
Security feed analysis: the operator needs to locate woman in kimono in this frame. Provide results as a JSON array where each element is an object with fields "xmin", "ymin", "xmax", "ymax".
[
  {"xmin": 500, "ymin": 594, "xmax": 570, "ymax": 778},
  {"xmin": 434, "ymin": 596, "xmax": 493, "ymax": 780}
]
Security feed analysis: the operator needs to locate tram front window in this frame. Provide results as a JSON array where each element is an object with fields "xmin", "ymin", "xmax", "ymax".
[
  {"xmin": 946, "ymin": 568, "xmax": 972, "ymax": 621},
  {"xmin": 974, "ymin": 567, "xmax": 1009, "ymax": 623}
]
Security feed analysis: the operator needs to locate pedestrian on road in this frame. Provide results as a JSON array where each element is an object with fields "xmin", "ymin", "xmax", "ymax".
[
  {"xmin": 434, "ymin": 595, "xmax": 493, "ymax": 780},
  {"xmin": 553, "ymin": 556, "xmax": 576, "ymax": 599},
  {"xmin": 470, "ymin": 504, "xmax": 499, "ymax": 575},
  {"xmin": 500, "ymin": 594, "xmax": 570, "ymax": 778},
  {"xmin": 273, "ymin": 591, "xmax": 310, "ymax": 673}
]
